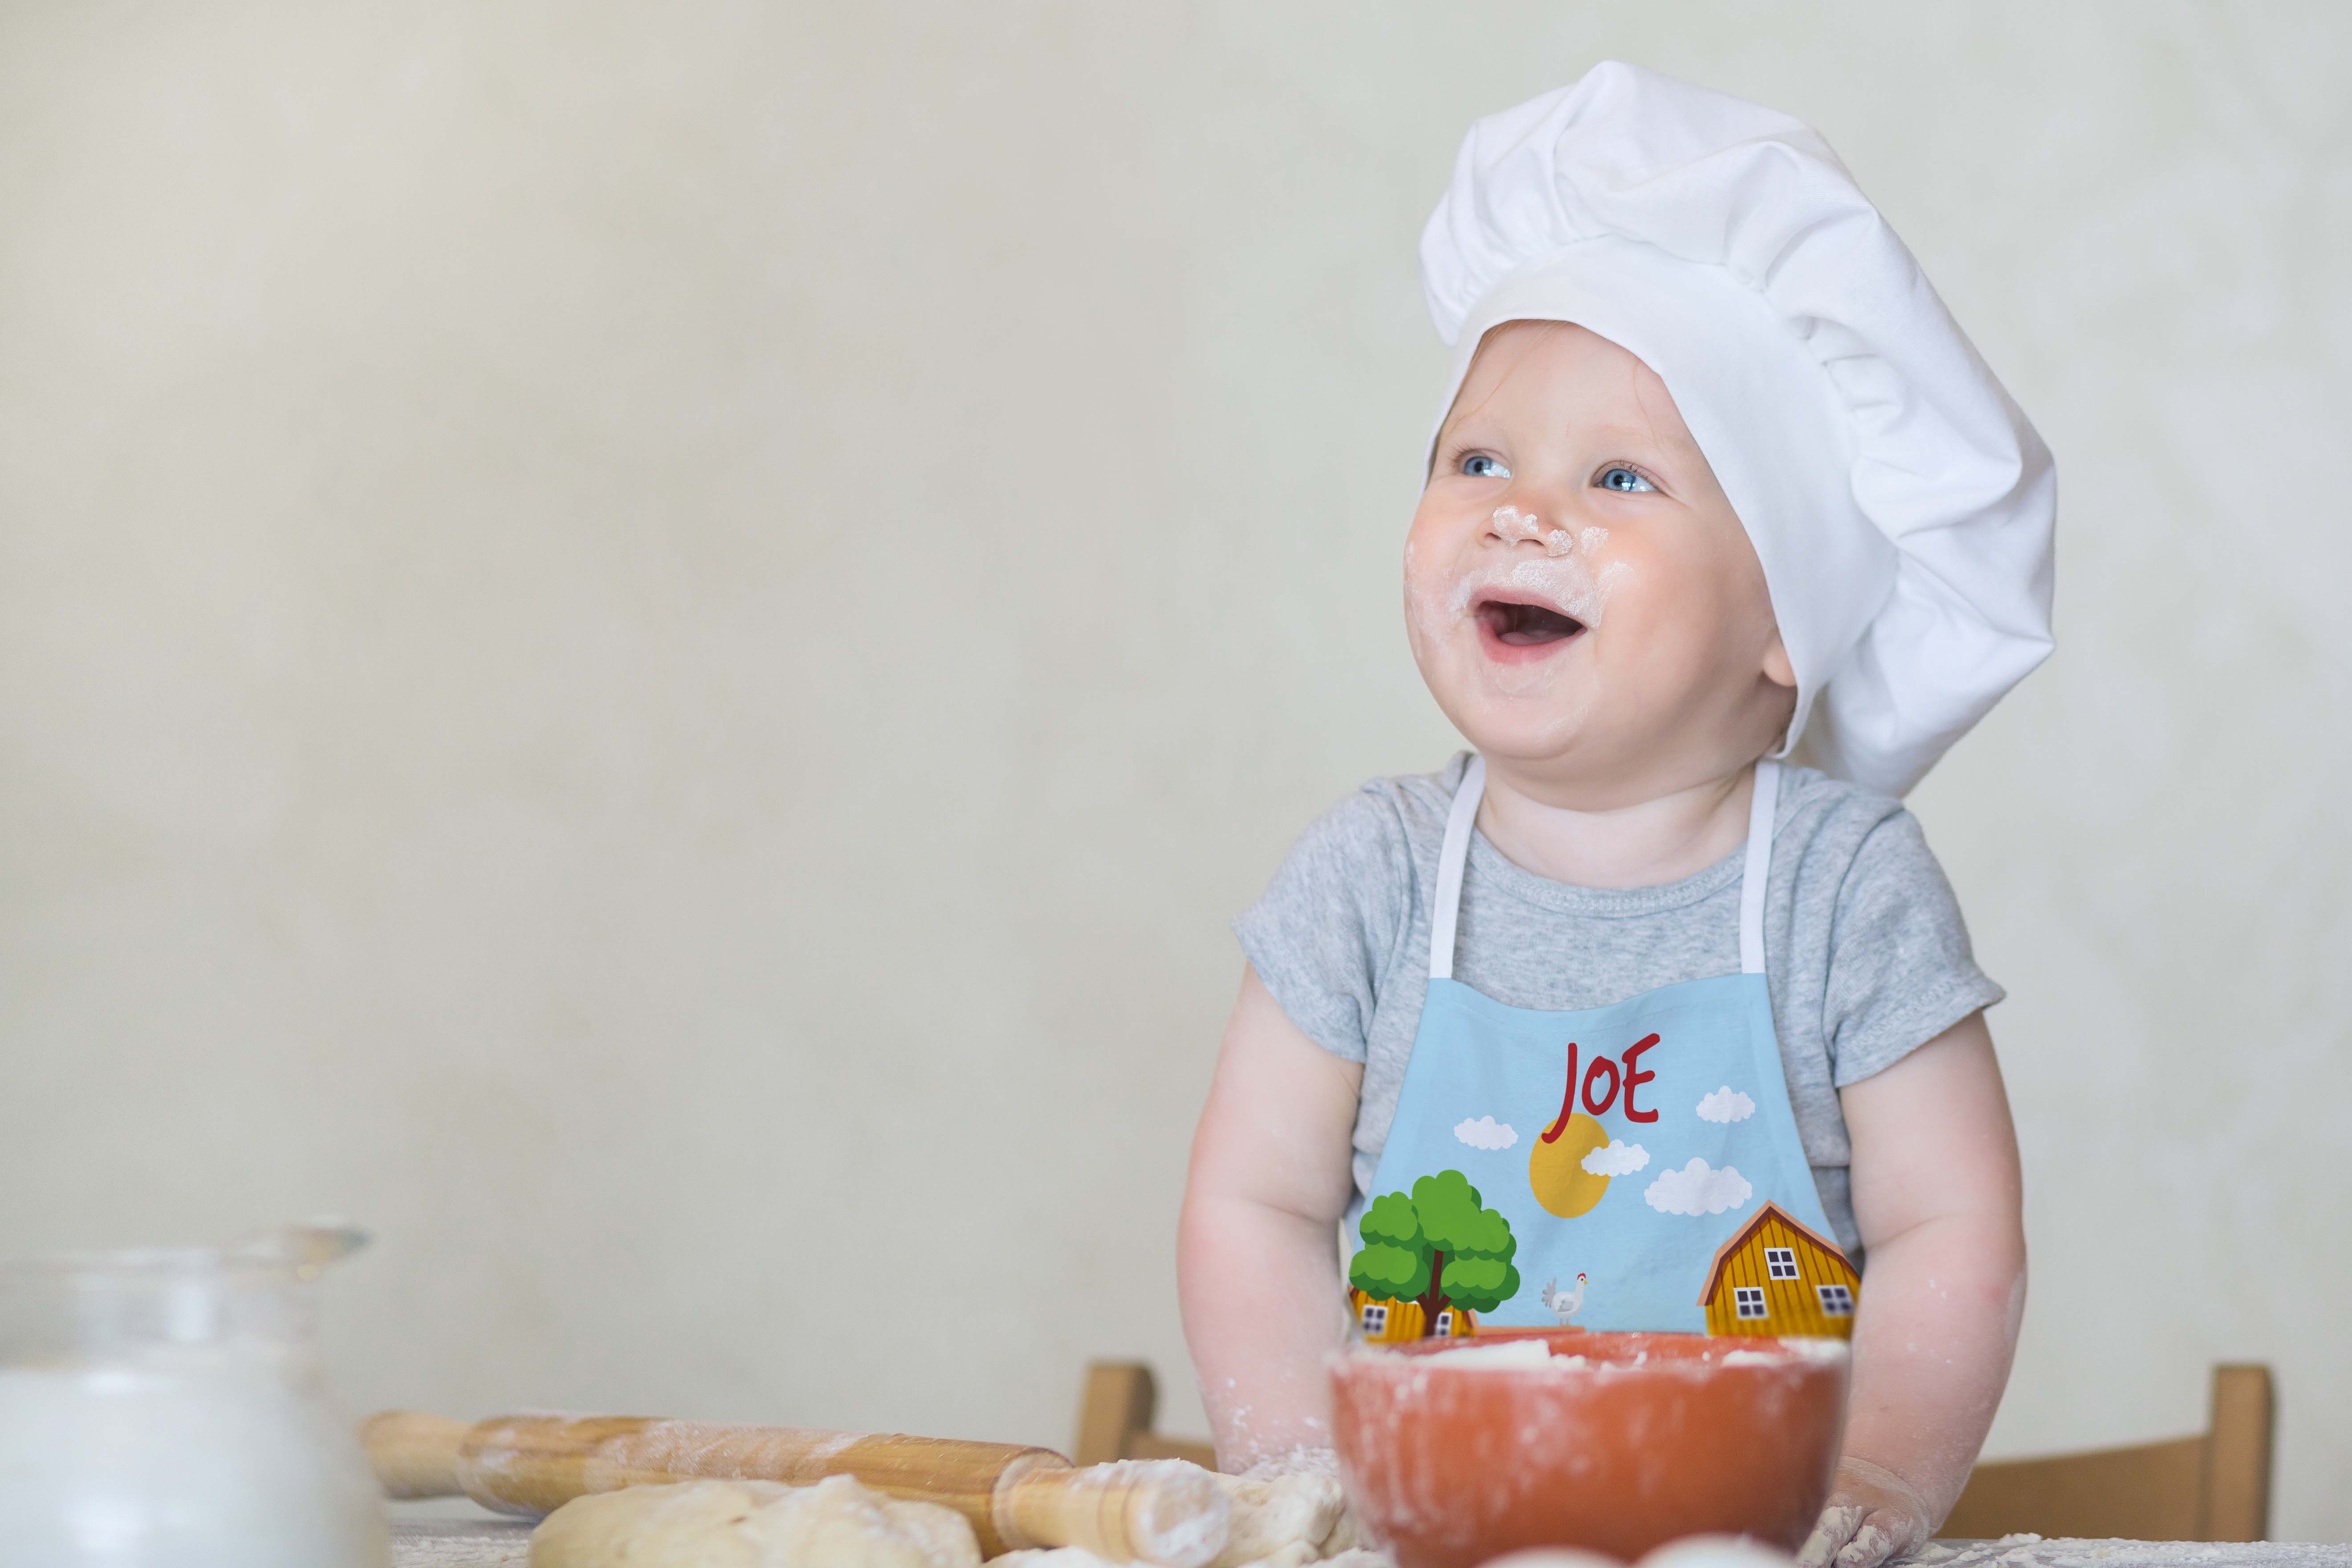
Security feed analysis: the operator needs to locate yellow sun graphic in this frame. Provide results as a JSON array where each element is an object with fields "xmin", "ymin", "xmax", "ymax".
[{"xmin": 1528, "ymin": 1111, "xmax": 1612, "ymax": 1217}]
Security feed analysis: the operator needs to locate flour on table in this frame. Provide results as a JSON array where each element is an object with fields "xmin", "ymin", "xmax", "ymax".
[
  {"xmin": 529, "ymin": 1476, "xmax": 981, "ymax": 1568},
  {"xmin": 389, "ymin": 1519, "xmax": 533, "ymax": 1568},
  {"xmin": 1896, "ymin": 1540, "xmax": 2352, "ymax": 1568}
]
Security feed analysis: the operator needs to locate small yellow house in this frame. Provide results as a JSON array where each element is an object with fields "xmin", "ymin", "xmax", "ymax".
[
  {"xmin": 1349, "ymin": 1288, "xmax": 1478, "ymax": 1343},
  {"xmin": 1697, "ymin": 1201, "xmax": 1860, "ymax": 1339}
]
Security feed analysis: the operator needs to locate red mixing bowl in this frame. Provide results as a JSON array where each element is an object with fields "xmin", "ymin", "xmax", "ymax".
[{"xmin": 1328, "ymin": 1330, "xmax": 1848, "ymax": 1568}]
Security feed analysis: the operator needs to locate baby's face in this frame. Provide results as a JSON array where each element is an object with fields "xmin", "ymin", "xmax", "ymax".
[{"xmin": 1404, "ymin": 321, "xmax": 1796, "ymax": 802}]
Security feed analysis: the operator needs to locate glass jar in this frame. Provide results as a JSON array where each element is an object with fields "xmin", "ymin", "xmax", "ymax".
[{"xmin": 0, "ymin": 1225, "xmax": 390, "ymax": 1567}]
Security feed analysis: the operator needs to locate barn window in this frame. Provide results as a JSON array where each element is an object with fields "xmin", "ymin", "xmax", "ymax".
[
  {"xmin": 1434, "ymin": 1310, "xmax": 1454, "ymax": 1335},
  {"xmin": 1765, "ymin": 1247, "xmax": 1799, "ymax": 1280},
  {"xmin": 1816, "ymin": 1284, "xmax": 1854, "ymax": 1317},
  {"xmin": 1360, "ymin": 1302, "xmax": 1389, "ymax": 1335},
  {"xmin": 1733, "ymin": 1286, "xmax": 1768, "ymax": 1320}
]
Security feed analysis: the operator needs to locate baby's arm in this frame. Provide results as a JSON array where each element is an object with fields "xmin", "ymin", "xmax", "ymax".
[
  {"xmin": 1178, "ymin": 965, "xmax": 1364, "ymax": 1470},
  {"xmin": 1800, "ymin": 1010, "xmax": 2026, "ymax": 1568}
]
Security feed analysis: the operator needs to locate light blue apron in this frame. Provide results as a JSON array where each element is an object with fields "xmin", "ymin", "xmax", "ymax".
[{"xmin": 1349, "ymin": 756, "xmax": 1855, "ymax": 1335}]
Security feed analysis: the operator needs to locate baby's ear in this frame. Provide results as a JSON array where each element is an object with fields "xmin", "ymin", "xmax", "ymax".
[{"xmin": 1762, "ymin": 630, "xmax": 1797, "ymax": 689}]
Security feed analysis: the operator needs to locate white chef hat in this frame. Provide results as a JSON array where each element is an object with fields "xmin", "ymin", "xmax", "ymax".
[{"xmin": 1420, "ymin": 62, "xmax": 2055, "ymax": 797}]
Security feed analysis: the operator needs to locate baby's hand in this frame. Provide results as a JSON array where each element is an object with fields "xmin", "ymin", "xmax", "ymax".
[{"xmin": 1796, "ymin": 1457, "xmax": 1933, "ymax": 1568}]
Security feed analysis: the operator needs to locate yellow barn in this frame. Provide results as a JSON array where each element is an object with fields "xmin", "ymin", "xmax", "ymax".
[
  {"xmin": 1697, "ymin": 1201, "xmax": 1860, "ymax": 1339},
  {"xmin": 1349, "ymin": 1288, "xmax": 1478, "ymax": 1343}
]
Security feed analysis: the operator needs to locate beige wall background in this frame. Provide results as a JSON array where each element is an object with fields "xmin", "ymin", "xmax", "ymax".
[{"xmin": 4, "ymin": 0, "xmax": 2347, "ymax": 1542}]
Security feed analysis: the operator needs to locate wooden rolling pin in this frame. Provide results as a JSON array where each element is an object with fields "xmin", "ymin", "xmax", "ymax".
[{"xmin": 363, "ymin": 1410, "xmax": 1229, "ymax": 1567}]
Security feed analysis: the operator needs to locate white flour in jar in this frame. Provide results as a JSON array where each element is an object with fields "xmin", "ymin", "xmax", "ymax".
[{"xmin": 0, "ymin": 1348, "xmax": 388, "ymax": 1567}]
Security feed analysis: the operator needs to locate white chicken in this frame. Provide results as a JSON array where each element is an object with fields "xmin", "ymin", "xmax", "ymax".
[{"xmin": 1540, "ymin": 1272, "xmax": 1587, "ymax": 1324}]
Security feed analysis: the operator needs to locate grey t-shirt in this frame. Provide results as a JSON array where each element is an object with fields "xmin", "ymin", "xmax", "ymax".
[{"xmin": 1233, "ymin": 754, "xmax": 2002, "ymax": 1260}]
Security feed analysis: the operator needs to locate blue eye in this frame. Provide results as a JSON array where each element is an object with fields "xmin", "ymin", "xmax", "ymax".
[
  {"xmin": 1596, "ymin": 465, "xmax": 1655, "ymax": 493},
  {"xmin": 1462, "ymin": 454, "xmax": 1511, "ymax": 479}
]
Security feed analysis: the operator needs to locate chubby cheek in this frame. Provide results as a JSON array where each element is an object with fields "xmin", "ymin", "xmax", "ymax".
[
  {"xmin": 1400, "ymin": 512, "xmax": 1469, "ymax": 665},
  {"xmin": 1590, "ymin": 545, "xmax": 1746, "ymax": 696}
]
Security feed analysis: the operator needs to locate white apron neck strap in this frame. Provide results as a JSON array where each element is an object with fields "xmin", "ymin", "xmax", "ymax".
[
  {"xmin": 1428, "ymin": 753, "xmax": 1486, "ymax": 981},
  {"xmin": 1737, "ymin": 759, "xmax": 1782, "ymax": 977},
  {"xmin": 1432, "ymin": 755, "xmax": 1776, "ymax": 980}
]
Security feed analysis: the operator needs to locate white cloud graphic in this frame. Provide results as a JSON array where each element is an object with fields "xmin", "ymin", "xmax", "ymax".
[
  {"xmin": 1696, "ymin": 1086, "xmax": 1756, "ymax": 1124},
  {"xmin": 1580, "ymin": 1139, "xmax": 1649, "ymax": 1176},
  {"xmin": 1644, "ymin": 1158, "xmax": 1753, "ymax": 1216},
  {"xmin": 1453, "ymin": 1116, "xmax": 1518, "ymax": 1151}
]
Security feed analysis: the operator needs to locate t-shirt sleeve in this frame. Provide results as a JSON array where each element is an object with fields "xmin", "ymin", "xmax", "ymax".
[
  {"xmin": 1231, "ymin": 791, "xmax": 1416, "ymax": 1064},
  {"xmin": 1823, "ymin": 810, "xmax": 2006, "ymax": 1087}
]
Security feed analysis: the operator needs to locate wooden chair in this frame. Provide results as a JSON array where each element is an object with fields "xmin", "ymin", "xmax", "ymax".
[
  {"xmin": 1940, "ymin": 1364, "xmax": 2274, "ymax": 1541},
  {"xmin": 1075, "ymin": 1361, "xmax": 1217, "ymax": 1470}
]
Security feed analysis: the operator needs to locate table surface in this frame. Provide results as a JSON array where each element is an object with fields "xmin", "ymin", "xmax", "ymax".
[
  {"xmin": 390, "ymin": 1521, "xmax": 2351, "ymax": 1568},
  {"xmin": 392, "ymin": 1520, "xmax": 530, "ymax": 1567}
]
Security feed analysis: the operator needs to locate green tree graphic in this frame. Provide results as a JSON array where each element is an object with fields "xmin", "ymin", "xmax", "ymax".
[{"xmin": 1348, "ymin": 1169, "xmax": 1520, "ymax": 1335}]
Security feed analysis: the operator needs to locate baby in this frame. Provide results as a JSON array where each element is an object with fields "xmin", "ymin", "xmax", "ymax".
[{"xmin": 1178, "ymin": 65, "xmax": 2054, "ymax": 1568}]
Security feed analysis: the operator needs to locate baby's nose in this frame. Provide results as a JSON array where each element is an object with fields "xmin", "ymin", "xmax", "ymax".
[{"xmin": 1488, "ymin": 503, "xmax": 1580, "ymax": 558}]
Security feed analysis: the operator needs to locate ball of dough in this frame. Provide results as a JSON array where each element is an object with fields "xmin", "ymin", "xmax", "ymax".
[
  {"xmin": 1476, "ymin": 1551, "xmax": 1620, "ymax": 1568},
  {"xmin": 531, "ymin": 1475, "xmax": 983, "ymax": 1568},
  {"xmin": 1210, "ymin": 1474, "xmax": 1347, "ymax": 1568},
  {"xmin": 987, "ymin": 1550, "xmax": 1119, "ymax": 1568},
  {"xmin": 1635, "ymin": 1537, "xmax": 1798, "ymax": 1568}
]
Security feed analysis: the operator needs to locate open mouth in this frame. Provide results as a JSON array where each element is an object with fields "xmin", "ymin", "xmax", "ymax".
[{"xmin": 1475, "ymin": 595, "xmax": 1587, "ymax": 651}]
